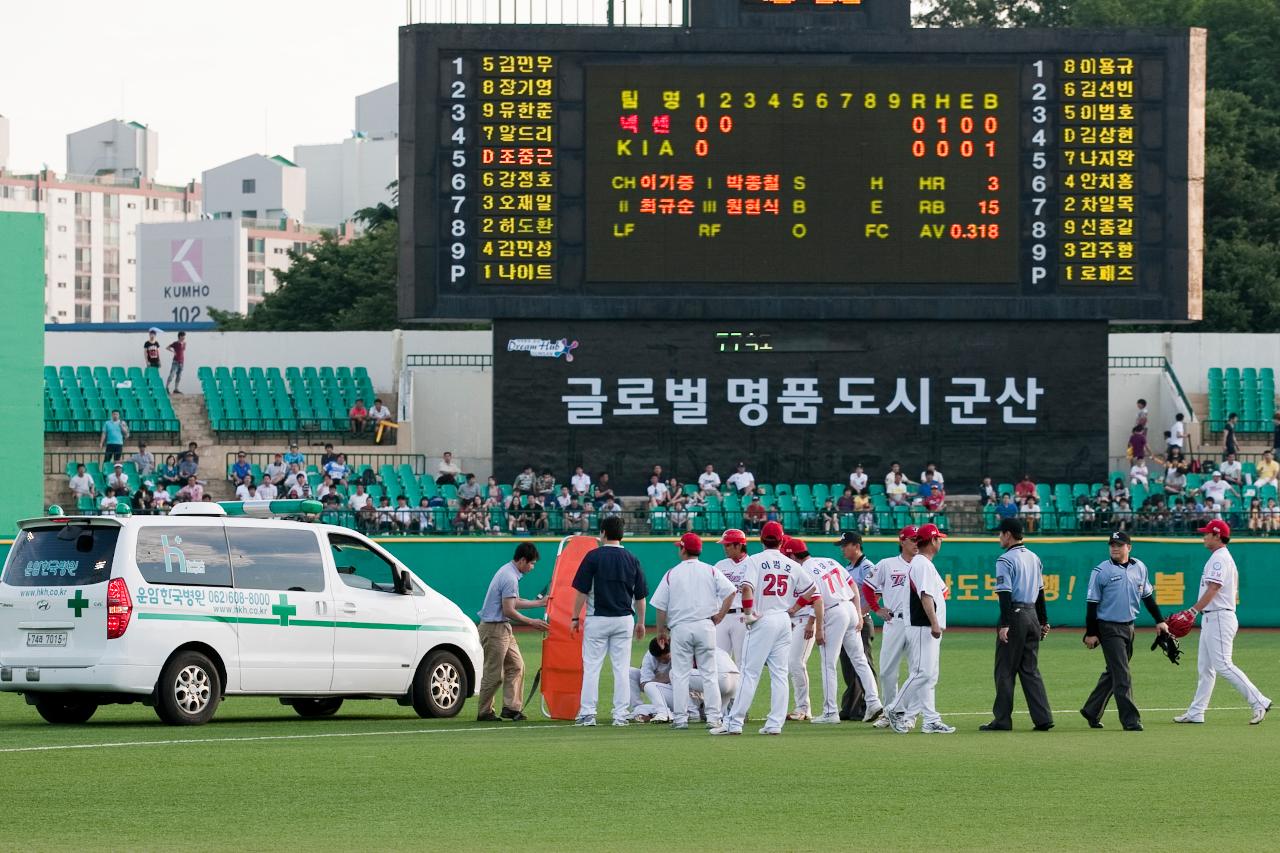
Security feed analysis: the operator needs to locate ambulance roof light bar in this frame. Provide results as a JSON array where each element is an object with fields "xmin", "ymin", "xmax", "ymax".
[{"xmin": 217, "ymin": 499, "xmax": 325, "ymax": 518}]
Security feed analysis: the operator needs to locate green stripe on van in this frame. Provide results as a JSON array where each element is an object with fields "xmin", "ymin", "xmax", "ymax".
[{"xmin": 137, "ymin": 612, "xmax": 463, "ymax": 632}]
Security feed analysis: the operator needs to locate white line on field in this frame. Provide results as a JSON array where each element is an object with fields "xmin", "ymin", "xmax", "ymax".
[{"xmin": 943, "ymin": 706, "xmax": 1250, "ymax": 716}]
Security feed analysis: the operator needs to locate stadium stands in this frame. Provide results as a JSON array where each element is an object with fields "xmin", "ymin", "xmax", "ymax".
[
  {"xmin": 199, "ymin": 366, "xmax": 376, "ymax": 435},
  {"xmin": 44, "ymin": 366, "xmax": 179, "ymax": 439},
  {"xmin": 1207, "ymin": 367, "xmax": 1276, "ymax": 432}
]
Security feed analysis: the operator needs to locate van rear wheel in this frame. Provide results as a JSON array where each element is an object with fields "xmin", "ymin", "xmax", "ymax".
[
  {"xmin": 412, "ymin": 649, "xmax": 467, "ymax": 718},
  {"xmin": 34, "ymin": 695, "xmax": 98, "ymax": 724},
  {"xmin": 291, "ymin": 698, "xmax": 344, "ymax": 718},
  {"xmin": 155, "ymin": 650, "xmax": 222, "ymax": 726}
]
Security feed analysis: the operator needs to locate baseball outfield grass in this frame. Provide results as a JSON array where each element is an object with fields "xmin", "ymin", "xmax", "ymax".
[{"xmin": 1, "ymin": 629, "xmax": 1275, "ymax": 851}]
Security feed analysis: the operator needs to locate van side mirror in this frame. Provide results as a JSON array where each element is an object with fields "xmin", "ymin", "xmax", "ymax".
[{"xmin": 400, "ymin": 569, "xmax": 415, "ymax": 595}]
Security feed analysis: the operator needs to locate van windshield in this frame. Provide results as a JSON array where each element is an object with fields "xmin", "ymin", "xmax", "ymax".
[{"xmin": 1, "ymin": 525, "xmax": 119, "ymax": 587}]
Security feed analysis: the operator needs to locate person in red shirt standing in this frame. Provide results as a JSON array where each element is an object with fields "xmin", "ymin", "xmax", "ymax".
[{"xmin": 165, "ymin": 331, "xmax": 187, "ymax": 393}]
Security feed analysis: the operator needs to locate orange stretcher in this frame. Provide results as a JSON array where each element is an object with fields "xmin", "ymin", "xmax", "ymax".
[{"xmin": 538, "ymin": 535, "xmax": 596, "ymax": 719}]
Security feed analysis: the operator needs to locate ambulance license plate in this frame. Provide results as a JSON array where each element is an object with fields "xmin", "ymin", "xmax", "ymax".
[{"xmin": 26, "ymin": 632, "xmax": 67, "ymax": 647}]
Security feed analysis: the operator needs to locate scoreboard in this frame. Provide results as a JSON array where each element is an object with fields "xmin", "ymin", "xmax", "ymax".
[{"xmin": 399, "ymin": 25, "xmax": 1205, "ymax": 322}]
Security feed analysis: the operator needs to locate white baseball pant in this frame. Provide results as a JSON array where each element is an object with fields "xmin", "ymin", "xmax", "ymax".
[
  {"xmin": 578, "ymin": 614, "xmax": 634, "ymax": 722},
  {"xmin": 888, "ymin": 626, "xmax": 942, "ymax": 726},
  {"xmin": 1186, "ymin": 610, "xmax": 1271, "ymax": 718},
  {"xmin": 691, "ymin": 669, "xmax": 740, "ymax": 706},
  {"xmin": 672, "ymin": 619, "xmax": 723, "ymax": 726},
  {"xmin": 789, "ymin": 616, "xmax": 816, "ymax": 715},
  {"xmin": 879, "ymin": 616, "xmax": 910, "ymax": 713},
  {"xmin": 727, "ymin": 611, "xmax": 792, "ymax": 732},
  {"xmin": 717, "ymin": 612, "xmax": 747, "ymax": 665},
  {"xmin": 821, "ymin": 600, "xmax": 880, "ymax": 717}
]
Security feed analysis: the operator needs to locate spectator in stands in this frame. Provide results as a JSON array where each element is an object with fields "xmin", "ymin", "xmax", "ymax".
[
  {"xmin": 436, "ymin": 451, "xmax": 461, "ymax": 485},
  {"xmin": 1248, "ymin": 497, "xmax": 1265, "ymax": 534},
  {"xmin": 1265, "ymin": 498, "xmax": 1279, "ymax": 534},
  {"xmin": 348, "ymin": 483, "xmax": 372, "ymax": 513},
  {"xmin": 849, "ymin": 464, "xmax": 868, "ymax": 495},
  {"xmin": 854, "ymin": 492, "xmax": 875, "ymax": 533},
  {"xmin": 131, "ymin": 482, "xmax": 155, "ymax": 514},
  {"xmin": 415, "ymin": 497, "xmax": 436, "ymax": 533},
  {"xmin": 885, "ymin": 472, "xmax": 910, "ymax": 507},
  {"xmin": 1219, "ymin": 452, "xmax": 1244, "ymax": 488},
  {"xmin": 507, "ymin": 489, "xmax": 530, "ymax": 533},
  {"xmin": 288, "ymin": 476, "xmax": 312, "ymax": 500},
  {"xmin": 556, "ymin": 485, "xmax": 573, "ymax": 511},
  {"xmin": 513, "ymin": 465, "xmax": 536, "ymax": 494},
  {"xmin": 1222, "ymin": 412, "xmax": 1239, "ymax": 458},
  {"xmin": 1095, "ymin": 487, "xmax": 1113, "ymax": 526},
  {"xmin": 177, "ymin": 476, "xmax": 203, "ymax": 503},
  {"xmin": 370, "ymin": 398, "xmax": 392, "ymax": 428},
  {"xmin": 921, "ymin": 480, "xmax": 946, "ymax": 512},
  {"xmin": 458, "ymin": 473, "xmax": 482, "ymax": 503},
  {"xmin": 995, "ymin": 493, "xmax": 1019, "ymax": 521},
  {"xmin": 744, "ymin": 495, "xmax": 766, "ymax": 531},
  {"xmin": 1134, "ymin": 398, "xmax": 1149, "ymax": 431},
  {"xmin": 1014, "ymin": 473, "xmax": 1037, "ymax": 505},
  {"xmin": 100, "ymin": 410, "xmax": 129, "ymax": 463},
  {"xmin": 373, "ymin": 496, "xmax": 396, "ymax": 533},
  {"xmin": 527, "ymin": 492, "xmax": 549, "ymax": 532},
  {"xmin": 836, "ymin": 486, "xmax": 857, "ymax": 515},
  {"xmin": 665, "ymin": 476, "xmax": 681, "ymax": 501},
  {"xmin": 884, "ymin": 462, "xmax": 915, "ymax": 490},
  {"xmin": 131, "ymin": 443, "xmax": 154, "ymax": 478},
  {"xmin": 1169, "ymin": 498, "xmax": 1188, "ymax": 532},
  {"xmin": 392, "ymin": 495, "xmax": 416, "ymax": 533},
  {"xmin": 349, "ymin": 399, "xmax": 369, "ymax": 435},
  {"xmin": 646, "ymin": 474, "xmax": 669, "ymax": 509},
  {"xmin": 152, "ymin": 485, "xmax": 170, "ymax": 512},
  {"xmin": 320, "ymin": 487, "xmax": 341, "ymax": 509},
  {"xmin": 1273, "ymin": 411, "xmax": 1280, "ymax": 453},
  {"xmin": 316, "ymin": 474, "xmax": 335, "ymax": 500},
  {"xmin": 484, "ymin": 476, "xmax": 504, "ymax": 508},
  {"xmin": 258, "ymin": 478, "xmax": 278, "ymax": 501},
  {"xmin": 283, "ymin": 463, "xmax": 304, "ymax": 491},
  {"xmin": 68, "ymin": 464, "xmax": 96, "ymax": 500},
  {"xmin": 727, "ymin": 462, "xmax": 755, "ymax": 495},
  {"xmin": 1112, "ymin": 478, "xmax": 1130, "ymax": 505},
  {"xmin": 324, "ymin": 454, "xmax": 349, "ymax": 483},
  {"xmin": 565, "ymin": 495, "xmax": 588, "ymax": 533},
  {"xmin": 1169, "ymin": 412, "xmax": 1186, "ymax": 455},
  {"xmin": 571, "ymin": 466, "xmax": 592, "ymax": 498},
  {"xmin": 144, "ymin": 329, "xmax": 162, "ymax": 369},
  {"xmin": 1198, "ymin": 470, "xmax": 1239, "ymax": 511},
  {"xmin": 1076, "ymin": 495, "xmax": 1096, "ymax": 532},
  {"xmin": 264, "ymin": 453, "xmax": 288, "ymax": 488},
  {"xmin": 919, "ymin": 462, "xmax": 944, "ymax": 487},
  {"xmin": 598, "ymin": 495, "xmax": 623, "ymax": 520},
  {"xmin": 1255, "ymin": 450, "xmax": 1279, "ymax": 490},
  {"xmin": 820, "ymin": 498, "xmax": 839, "ymax": 534},
  {"xmin": 357, "ymin": 498, "xmax": 378, "ymax": 534},
  {"xmin": 536, "ymin": 469, "xmax": 556, "ymax": 501},
  {"xmin": 321, "ymin": 443, "xmax": 338, "ymax": 468},
  {"xmin": 648, "ymin": 465, "xmax": 664, "ymax": 492},
  {"xmin": 99, "ymin": 487, "xmax": 119, "ymax": 515},
  {"xmin": 1163, "ymin": 465, "xmax": 1187, "ymax": 497},
  {"xmin": 1129, "ymin": 457, "xmax": 1150, "ymax": 488},
  {"xmin": 698, "ymin": 464, "xmax": 721, "ymax": 495},
  {"xmin": 766, "ymin": 502, "xmax": 782, "ymax": 524},
  {"xmin": 231, "ymin": 452, "xmax": 252, "ymax": 484},
  {"xmin": 1022, "ymin": 494, "xmax": 1041, "ymax": 532},
  {"xmin": 107, "ymin": 463, "xmax": 129, "ymax": 494},
  {"xmin": 593, "ymin": 473, "xmax": 615, "ymax": 508},
  {"xmin": 158, "ymin": 455, "xmax": 182, "ymax": 488},
  {"xmin": 165, "ymin": 331, "xmax": 187, "ymax": 393},
  {"xmin": 1127, "ymin": 425, "xmax": 1148, "ymax": 462},
  {"xmin": 977, "ymin": 476, "xmax": 997, "ymax": 506},
  {"xmin": 284, "ymin": 443, "xmax": 305, "ymax": 468},
  {"xmin": 668, "ymin": 491, "xmax": 691, "ymax": 533},
  {"xmin": 235, "ymin": 476, "xmax": 258, "ymax": 501},
  {"xmin": 179, "ymin": 443, "xmax": 200, "ymax": 480}
]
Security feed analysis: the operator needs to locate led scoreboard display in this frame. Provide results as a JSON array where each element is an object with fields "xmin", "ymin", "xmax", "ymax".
[{"xmin": 399, "ymin": 26, "xmax": 1204, "ymax": 321}]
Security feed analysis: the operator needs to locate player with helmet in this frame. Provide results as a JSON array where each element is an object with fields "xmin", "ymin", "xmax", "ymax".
[
  {"xmin": 723, "ymin": 521, "xmax": 821, "ymax": 735},
  {"xmin": 886, "ymin": 523, "xmax": 954, "ymax": 734},
  {"xmin": 781, "ymin": 536, "xmax": 817, "ymax": 721},
  {"xmin": 1172, "ymin": 520, "xmax": 1272, "ymax": 725},
  {"xmin": 714, "ymin": 528, "xmax": 751, "ymax": 665},
  {"xmin": 864, "ymin": 525, "xmax": 919, "ymax": 729}
]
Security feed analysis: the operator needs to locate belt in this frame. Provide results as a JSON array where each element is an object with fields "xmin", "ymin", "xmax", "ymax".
[
  {"xmin": 1013, "ymin": 601, "xmax": 1037, "ymax": 607},
  {"xmin": 728, "ymin": 608, "xmax": 741, "ymax": 614},
  {"xmin": 1203, "ymin": 609, "xmax": 1234, "ymax": 614}
]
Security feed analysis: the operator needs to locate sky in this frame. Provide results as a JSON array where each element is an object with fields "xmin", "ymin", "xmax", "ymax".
[{"xmin": 0, "ymin": 0, "xmax": 404, "ymax": 184}]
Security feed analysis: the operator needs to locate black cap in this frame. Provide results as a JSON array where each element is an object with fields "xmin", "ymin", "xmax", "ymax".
[
  {"xmin": 835, "ymin": 531, "xmax": 863, "ymax": 547},
  {"xmin": 1109, "ymin": 530, "xmax": 1131, "ymax": 545},
  {"xmin": 997, "ymin": 518, "xmax": 1024, "ymax": 538}
]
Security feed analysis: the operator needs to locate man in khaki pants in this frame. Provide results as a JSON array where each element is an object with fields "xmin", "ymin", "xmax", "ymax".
[{"xmin": 477, "ymin": 543, "xmax": 549, "ymax": 722}]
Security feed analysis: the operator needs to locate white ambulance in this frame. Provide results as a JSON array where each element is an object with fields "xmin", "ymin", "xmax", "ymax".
[{"xmin": 0, "ymin": 501, "xmax": 482, "ymax": 725}]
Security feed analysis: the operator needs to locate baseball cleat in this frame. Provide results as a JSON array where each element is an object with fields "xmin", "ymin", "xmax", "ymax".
[
  {"xmin": 758, "ymin": 726, "xmax": 782, "ymax": 735},
  {"xmin": 670, "ymin": 721, "xmax": 689, "ymax": 730},
  {"xmin": 1249, "ymin": 703, "xmax": 1271, "ymax": 725},
  {"xmin": 922, "ymin": 721, "xmax": 956, "ymax": 734},
  {"xmin": 862, "ymin": 702, "xmax": 884, "ymax": 723},
  {"xmin": 1172, "ymin": 714, "xmax": 1203, "ymax": 724},
  {"xmin": 787, "ymin": 711, "xmax": 811, "ymax": 721},
  {"xmin": 651, "ymin": 712, "xmax": 672, "ymax": 724},
  {"xmin": 707, "ymin": 725, "xmax": 730, "ymax": 735},
  {"xmin": 872, "ymin": 716, "xmax": 892, "ymax": 729},
  {"xmin": 611, "ymin": 719, "xmax": 630, "ymax": 727},
  {"xmin": 810, "ymin": 712, "xmax": 842, "ymax": 724},
  {"xmin": 574, "ymin": 715, "xmax": 596, "ymax": 727},
  {"xmin": 888, "ymin": 713, "xmax": 910, "ymax": 734}
]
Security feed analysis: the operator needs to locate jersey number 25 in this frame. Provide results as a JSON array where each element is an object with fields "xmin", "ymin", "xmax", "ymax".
[{"xmin": 762, "ymin": 573, "xmax": 789, "ymax": 596}]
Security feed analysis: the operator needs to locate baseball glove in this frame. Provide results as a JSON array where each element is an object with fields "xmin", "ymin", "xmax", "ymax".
[
  {"xmin": 1166, "ymin": 609, "xmax": 1197, "ymax": 638},
  {"xmin": 1151, "ymin": 631, "xmax": 1183, "ymax": 665}
]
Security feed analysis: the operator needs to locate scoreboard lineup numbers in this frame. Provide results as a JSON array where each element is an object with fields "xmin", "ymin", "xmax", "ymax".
[
  {"xmin": 440, "ymin": 53, "xmax": 557, "ymax": 289},
  {"xmin": 586, "ymin": 66, "xmax": 1018, "ymax": 284}
]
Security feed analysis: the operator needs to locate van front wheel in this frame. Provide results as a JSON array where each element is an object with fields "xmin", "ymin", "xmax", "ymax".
[
  {"xmin": 412, "ymin": 649, "xmax": 467, "ymax": 718},
  {"xmin": 155, "ymin": 651, "xmax": 222, "ymax": 725},
  {"xmin": 34, "ymin": 695, "xmax": 98, "ymax": 724}
]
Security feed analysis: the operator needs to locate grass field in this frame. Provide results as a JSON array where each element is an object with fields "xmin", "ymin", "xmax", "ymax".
[{"xmin": 1, "ymin": 629, "xmax": 1276, "ymax": 851}]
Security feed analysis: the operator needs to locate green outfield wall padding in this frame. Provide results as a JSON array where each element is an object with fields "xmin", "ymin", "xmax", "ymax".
[{"xmin": 0, "ymin": 213, "xmax": 47, "ymax": 532}]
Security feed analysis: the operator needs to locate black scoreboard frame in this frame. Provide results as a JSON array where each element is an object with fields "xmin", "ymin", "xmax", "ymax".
[{"xmin": 399, "ymin": 25, "xmax": 1204, "ymax": 322}]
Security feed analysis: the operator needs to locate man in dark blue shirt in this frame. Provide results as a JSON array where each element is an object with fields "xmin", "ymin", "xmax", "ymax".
[{"xmin": 571, "ymin": 516, "xmax": 648, "ymax": 727}]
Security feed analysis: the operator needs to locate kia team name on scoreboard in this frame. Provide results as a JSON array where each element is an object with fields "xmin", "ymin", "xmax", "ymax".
[{"xmin": 401, "ymin": 28, "xmax": 1203, "ymax": 321}]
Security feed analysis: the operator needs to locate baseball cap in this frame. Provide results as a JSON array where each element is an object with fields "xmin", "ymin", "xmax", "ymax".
[
  {"xmin": 780, "ymin": 537, "xmax": 807, "ymax": 557},
  {"xmin": 997, "ymin": 518, "xmax": 1024, "ymax": 538},
  {"xmin": 718, "ymin": 528, "xmax": 747, "ymax": 545},
  {"xmin": 835, "ymin": 531, "xmax": 863, "ymax": 547},
  {"xmin": 675, "ymin": 532, "xmax": 703, "ymax": 555},
  {"xmin": 915, "ymin": 523, "xmax": 947, "ymax": 543},
  {"xmin": 898, "ymin": 524, "xmax": 919, "ymax": 541},
  {"xmin": 761, "ymin": 520, "xmax": 785, "ymax": 542},
  {"xmin": 1197, "ymin": 519, "xmax": 1231, "ymax": 538},
  {"xmin": 1109, "ymin": 530, "xmax": 1131, "ymax": 545}
]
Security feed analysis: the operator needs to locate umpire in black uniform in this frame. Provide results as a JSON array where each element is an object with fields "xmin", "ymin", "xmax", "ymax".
[
  {"xmin": 980, "ymin": 518, "xmax": 1054, "ymax": 731},
  {"xmin": 837, "ymin": 532, "xmax": 877, "ymax": 720}
]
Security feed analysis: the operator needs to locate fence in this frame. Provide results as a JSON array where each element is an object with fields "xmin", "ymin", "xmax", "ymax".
[
  {"xmin": 222, "ymin": 452, "xmax": 429, "ymax": 478},
  {"xmin": 405, "ymin": 0, "xmax": 689, "ymax": 26}
]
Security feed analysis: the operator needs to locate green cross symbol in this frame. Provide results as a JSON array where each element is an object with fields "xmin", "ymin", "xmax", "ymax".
[
  {"xmin": 67, "ymin": 590, "xmax": 89, "ymax": 618},
  {"xmin": 271, "ymin": 594, "xmax": 297, "ymax": 626}
]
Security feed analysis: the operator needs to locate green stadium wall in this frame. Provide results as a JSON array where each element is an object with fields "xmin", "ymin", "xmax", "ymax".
[
  {"xmin": 0, "ymin": 213, "xmax": 47, "ymax": 532},
  {"xmin": 0, "ymin": 535, "xmax": 1273, "ymax": 626}
]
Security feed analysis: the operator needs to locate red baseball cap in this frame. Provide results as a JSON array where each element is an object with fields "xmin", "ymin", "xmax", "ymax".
[
  {"xmin": 675, "ymin": 532, "xmax": 703, "ymax": 555},
  {"xmin": 1197, "ymin": 519, "xmax": 1231, "ymax": 539},
  {"xmin": 898, "ymin": 524, "xmax": 919, "ymax": 541},
  {"xmin": 761, "ymin": 520, "xmax": 785, "ymax": 542},
  {"xmin": 780, "ymin": 537, "xmax": 807, "ymax": 557},
  {"xmin": 718, "ymin": 528, "xmax": 747, "ymax": 545},
  {"xmin": 915, "ymin": 523, "xmax": 947, "ymax": 543}
]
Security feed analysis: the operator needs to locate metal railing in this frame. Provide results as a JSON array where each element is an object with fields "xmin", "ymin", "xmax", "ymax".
[
  {"xmin": 223, "ymin": 452, "xmax": 429, "ymax": 477},
  {"xmin": 405, "ymin": 354, "xmax": 492, "ymax": 368},
  {"xmin": 1108, "ymin": 355, "xmax": 1194, "ymax": 420},
  {"xmin": 405, "ymin": 0, "xmax": 689, "ymax": 26}
]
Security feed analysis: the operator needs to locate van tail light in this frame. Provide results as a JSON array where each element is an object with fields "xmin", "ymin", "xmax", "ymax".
[{"xmin": 106, "ymin": 578, "xmax": 132, "ymax": 639}]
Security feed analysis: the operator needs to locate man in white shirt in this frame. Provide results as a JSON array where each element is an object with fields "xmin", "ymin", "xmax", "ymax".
[
  {"xmin": 348, "ymin": 483, "xmax": 372, "ymax": 512},
  {"xmin": 263, "ymin": 453, "xmax": 288, "ymax": 487},
  {"xmin": 651, "ymin": 532, "xmax": 737, "ymax": 731},
  {"xmin": 234, "ymin": 476, "xmax": 258, "ymax": 502},
  {"xmin": 1218, "ymin": 453, "xmax": 1244, "ymax": 487},
  {"xmin": 370, "ymin": 398, "xmax": 393, "ymax": 425},
  {"xmin": 866, "ymin": 526, "xmax": 919, "ymax": 728},
  {"xmin": 570, "ymin": 466, "xmax": 591, "ymax": 497},
  {"xmin": 713, "ymin": 528, "xmax": 751, "ymax": 664},
  {"xmin": 1200, "ymin": 471, "xmax": 1239, "ymax": 509},
  {"xmin": 849, "ymin": 465, "xmax": 868, "ymax": 494},
  {"xmin": 436, "ymin": 451, "xmax": 461, "ymax": 484},
  {"xmin": 919, "ymin": 462, "xmax": 944, "ymax": 487},
  {"xmin": 888, "ymin": 523, "xmax": 955, "ymax": 734},
  {"xmin": 698, "ymin": 464, "xmax": 722, "ymax": 495},
  {"xmin": 1174, "ymin": 520, "xmax": 1272, "ymax": 725},
  {"xmin": 629, "ymin": 639, "xmax": 677, "ymax": 723},
  {"xmin": 1169, "ymin": 412, "xmax": 1186, "ymax": 453},
  {"xmin": 646, "ymin": 475, "xmax": 669, "ymax": 508},
  {"xmin": 107, "ymin": 463, "xmax": 130, "ymax": 494},
  {"xmin": 726, "ymin": 462, "xmax": 755, "ymax": 495},
  {"xmin": 68, "ymin": 464, "xmax": 96, "ymax": 499},
  {"xmin": 257, "ymin": 480, "xmax": 278, "ymax": 501}
]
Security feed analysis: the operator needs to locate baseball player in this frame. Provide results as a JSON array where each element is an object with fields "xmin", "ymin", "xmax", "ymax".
[
  {"xmin": 781, "ymin": 537, "xmax": 817, "ymax": 721},
  {"xmin": 887, "ymin": 523, "xmax": 955, "ymax": 734},
  {"xmin": 691, "ymin": 647, "xmax": 741, "ymax": 710},
  {"xmin": 725, "ymin": 521, "xmax": 822, "ymax": 735},
  {"xmin": 714, "ymin": 528, "xmax": 751, "ymax": 664},
  {"xmin": 790, "ymin": 538, "xmax": 883, "ymax": 724},
  {"xmin": 629, "ymin": 637, "xmax": 679, "ymax": 723},
  {"xmin": 1173, "ymin": 520, "xmax": 1272, "ymax": 725},
  {"xmin": 866, "ymin": 525, "xmax": 919, "ymax": 729},
  {"xmin": 837, "ymin": 531, "xmax": 879, "ymax": 721},
  {"xmin": 651, "ymin": 533, "xmax": 737, "ymax": 732}
]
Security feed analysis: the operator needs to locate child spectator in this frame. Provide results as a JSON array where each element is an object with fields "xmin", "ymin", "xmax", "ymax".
[
  {"xmin": 99, "ymin": 487, "xmax": 119, "ymax": 515},
  {"xmin": 1129, "ymin": 457, "xmax": 1149, "ymax": 488}
]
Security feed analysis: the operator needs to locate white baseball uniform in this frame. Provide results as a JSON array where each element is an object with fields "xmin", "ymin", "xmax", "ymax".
[
  {"xmin": 870, "ymin": 554, "xmax": 914, "ymax": 714},
  {"xmin": 629, "ymin": 652, "xmax": 679, "ymax": 719},
  {"xmin": 726, "ymin": 548, "xmax": 816, "ymax": 733},
  {"xmin": 1185, "ymin": 547, "xmax": 1271, "ymax": 718},
  {"xmin": 690, "ymin": 648, "xmax": 741, "ymax": 706},
  {"xmin": 651, "ymin": 558, "xmax": 736, "ymax": 727},
  {"xmin": 714, "ymin": 555, "xmax": 750, "ymax": 664},
  {"xmin": 789, "ymin": 598, "xmax": 816, "ymax": 717},
  {"xmin": 803, "ymin": 555, "xmax": 880, "ymax": 719},
  {"xmin": 888, "ymin": 554, "xmax": 948, "ymax": 727}
]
